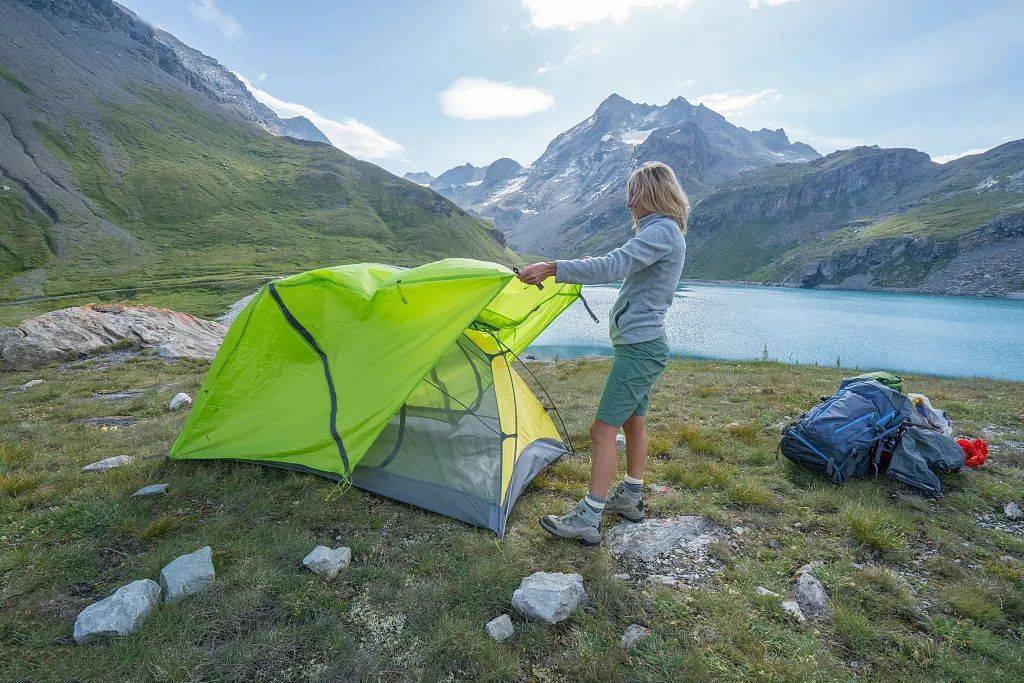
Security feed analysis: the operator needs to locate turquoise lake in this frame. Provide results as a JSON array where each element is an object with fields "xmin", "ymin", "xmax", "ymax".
[{"xmin": 528, "ymin": 283, "xmax": 1024, "ymax": 381}]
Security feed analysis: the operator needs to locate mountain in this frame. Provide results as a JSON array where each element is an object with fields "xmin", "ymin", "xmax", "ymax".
[
  {"xmin": 431, "ymin": 93, "xmax": 820, "ymax": 256},
  {"xmin": 403, "ymin": 171, "xmax": 433, "ymax": 185},
  {"xmin": 0, "ymin": 0, "xmax": 511, "ymax": 303},
  {"xmin": 687, "ymin": 143, "xmax": 1024, "ymax": 296}
]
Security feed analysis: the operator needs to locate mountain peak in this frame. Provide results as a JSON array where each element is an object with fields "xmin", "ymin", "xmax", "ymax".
[{"xmin": 596, "ymin": 93, "xmax": 634, "ymax": 112}]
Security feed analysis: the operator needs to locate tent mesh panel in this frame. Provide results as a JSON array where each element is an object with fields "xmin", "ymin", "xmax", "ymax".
[{"xmin": 358, "ymin": 336, "xmax": 503, "ymax": 504}]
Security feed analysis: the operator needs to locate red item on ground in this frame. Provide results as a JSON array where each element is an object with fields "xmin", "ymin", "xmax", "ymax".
[{"xmin": 957, "ymin": 438, "xmax": 989, "ymax": 468}]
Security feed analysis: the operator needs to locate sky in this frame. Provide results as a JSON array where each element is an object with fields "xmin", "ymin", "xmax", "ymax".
[{"xmin": 118, "ymin": 0, "xmax": 1024, "ymax": 176}]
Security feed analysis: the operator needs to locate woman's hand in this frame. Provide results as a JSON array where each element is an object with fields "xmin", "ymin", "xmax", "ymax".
[{"xmin": 517, "ymin": 261, "xmax": 556, "ymax": 285}]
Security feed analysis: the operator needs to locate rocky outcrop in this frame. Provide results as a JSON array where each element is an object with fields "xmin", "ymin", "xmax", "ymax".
[
  {"xmin": 604, "ymin": 515, "xmax": 731, "ymax": 587},
  {"xmin": 0, "ymin": 303, "xmax": 226, "ymax": 371}
]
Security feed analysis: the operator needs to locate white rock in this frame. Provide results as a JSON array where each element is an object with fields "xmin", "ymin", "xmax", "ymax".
[
  {"xmin": 73, "ymin": 579, "xmax": 162, "ymax": 644},
  {"xmin": 1004, "ymin": 502, "xmax": 1023, "ymax": 520},
  {"xmin": 218, "ymin": 293, "xmax": 256, "ymax": 326},
  {"xmin": 2, "ymin": 185, "xmax": 9, "ymax": 191},
  {"xmin": 796, "ymin": 561, "xmax": 823, "ymax": 576},
  {"xmin": 131, "ymin": 483, "xmax": 169, "ymax": 497},
  {"xmin": 302, "ymin": 545, "xmax": 352, "ymax": 579},
  {"xmin": 615, "ymin": 433, "xmax": 626, "ymax": 451},
  {"xmin": 793, "ymin": 572, "xmax": 829, "ymax": 621},
  {"xmin": 484, "ymin": 613, "xmax": 515, "ymax": 642},
  {"xmin": 646, "ymin": 483, "xmax": 670, "ymax": 494},
  {"xmin": 18, "ymin": 379, "xmax": 43, "ymax": 391},
  {"xmin": 160, "ymin": 546, "xmax": 215, "ymax": 603},
  {"xmin": 511, "ymin": 572, "xmax": 585, "ymax": 624},
  {"xmin": 621, "ymin": 623, "xmax": 650, "ymax": 649},
  {"xmin": 168, "ymin": 392, "xmax": 192, "ymax": 411},
  {"xmin": 0, "ymin": 303, "xmax": 227, "ymax": 372},
  {"xmin": 755, "ymin": 586, "xmax": 781, "ymax": 598},
  {"xmin": 82, "ymin": 455, "xmax": 134, "ymax": 472},
  {"xmin": 605, "ymin": 515, "xmax": 720, "ymax": 562},
  {"xmin": 781, "ymin": 599, "xmax": 806, "ymax": 623}
]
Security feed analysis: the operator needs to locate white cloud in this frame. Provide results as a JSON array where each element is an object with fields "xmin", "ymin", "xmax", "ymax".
[
  {"xmin": 931, "ymin": 147, "xmax": 991, "ymax": 164},
  {"xmin": 693, "ymin": 89, "xmax": 779, "ymax": 117},
  {"xmin": 748, "ymin": 0, "xmax": 802, "ymax": 8},
  {"xmin": 439, "ymin": 78, "xmax": 554, "ymax": 120},
  {"xmin": 522, "ymin": 0, "xmax": 695, "ymax": 30},
  {"xmin": 536, "ymin": 42, "xmax": 603, "ymax": 75},
  {"xmin": 188, "ymin": 0, "xmax": 245, "ymax": 41},
  {"xmin": 234, "ymin": 73, "xmax": 404, "ymax": 160},
  {"xmin": 257, "ymin": 73, "xmax": 267, "ymax": 83}
]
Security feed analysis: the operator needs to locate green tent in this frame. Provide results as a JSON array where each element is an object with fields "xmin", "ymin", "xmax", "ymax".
[{"xmin": 170, "ymin": 259, "xmax": 581, "ymax": 536}]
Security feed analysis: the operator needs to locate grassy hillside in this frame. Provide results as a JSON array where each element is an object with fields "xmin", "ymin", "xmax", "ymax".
[
  {"xmin": 2, "ymin": 355, "xmax": 1022, "ymax": 680},
  {"xmin": 1, "ymin": 86, "xmax": 513, "ymax": 312}
]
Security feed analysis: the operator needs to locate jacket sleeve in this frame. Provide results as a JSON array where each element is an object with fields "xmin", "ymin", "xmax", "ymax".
[{"xmin": 555, "ymin": 220, "xmax": 675, "ymax": 285}]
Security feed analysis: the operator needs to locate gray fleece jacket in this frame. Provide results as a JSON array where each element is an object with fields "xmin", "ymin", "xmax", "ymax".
[{"xmin": 555, "ymin": 213, "xmax": 686, "ymax": 345}]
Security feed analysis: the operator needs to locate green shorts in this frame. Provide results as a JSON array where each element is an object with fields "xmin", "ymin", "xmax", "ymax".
[{"xmin": 596, "ymin": 337, "xmax": 670, "ymax": 427}]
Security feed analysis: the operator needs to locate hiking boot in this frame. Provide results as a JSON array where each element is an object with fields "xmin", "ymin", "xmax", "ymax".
[
  {"xmin": 540, "ymin": 501, "xmax": 601, "ymax": 546},
  {"xmin": 605, "ymin": 483, "xmax": 644, "ymax": 522}
]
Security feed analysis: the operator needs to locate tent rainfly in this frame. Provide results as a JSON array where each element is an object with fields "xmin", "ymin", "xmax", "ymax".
[{"xmin": 170, "ymin": 259, "xmax": 582, "ymax": 537}]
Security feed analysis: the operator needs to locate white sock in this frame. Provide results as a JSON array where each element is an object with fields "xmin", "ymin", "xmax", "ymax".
[
  {"xmin": 583, "ymin": 493, "xmax": 606, "ymax": 511},
  {"xmin": 624, "ymin": 474, "xmax": 644, "ymax": 486}
]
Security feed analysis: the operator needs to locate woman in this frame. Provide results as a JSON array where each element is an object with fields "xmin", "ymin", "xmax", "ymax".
[{"xmin": 516, "ymin": 161, "xmax": 688, "ymax": 545}]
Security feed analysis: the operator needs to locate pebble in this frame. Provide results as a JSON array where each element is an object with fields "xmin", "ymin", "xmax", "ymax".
[
  {"xmin": 131, "ymin": 483, "xmax": 168, "ymax": 497},
  {"xmin": 169, "ymin": 392, "xmax": 192, "ymax": 411},
  {"xmin": 484, "ymin": 614, "xmax": 515, "ymax": 642},
  {"xmin": 755, "ymin": 586, "xmax": 781, "ymax": 598},
  {"xmin": 82, "ymin": 455, "xmax": 134, "ymax": 472},
  {"xmin": 160, "ymin": 546, "xmax": 215, "ymax": 603}
]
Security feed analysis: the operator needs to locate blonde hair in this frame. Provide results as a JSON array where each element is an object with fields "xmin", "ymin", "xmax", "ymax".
[{"xmin": 626, "ymin": 161, "xmax": 690, "ymax": 234}]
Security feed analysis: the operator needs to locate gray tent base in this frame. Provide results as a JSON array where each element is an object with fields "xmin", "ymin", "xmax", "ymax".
[{"xmin": 352, "ymin": 438, "xmax": 566, "ymax": 538}]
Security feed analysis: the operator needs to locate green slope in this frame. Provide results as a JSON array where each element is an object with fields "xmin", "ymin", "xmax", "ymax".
[{"xmin": 2, "ymin": 87, "xmax": 513, "ymax": 315}]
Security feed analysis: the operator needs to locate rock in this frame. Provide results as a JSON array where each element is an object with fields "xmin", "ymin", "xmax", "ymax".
[
  {"xmin": 755, "ymin": 586, "xmax": 781, "ymax": 598},
  {"xmin": 82, "ymin": 455, "xmax": 134, "ymax": 472},
  {"xmin": 302, "ymin": 545, "xmax": 352, "ymax": 579},
  {"xmin": 646, "ymin": 483, "xmax": 670, "ymax": 494},
  {"xmin": 511, "ymin": 572, "xmax": 585, "ymax": 624},
  {"xmin": 131, "ymin": 483, "xmax": 169, "ymax": 497},
  {"xmin": 1004, "ymin": 502, "xmax": 1023, "ymax": 520},
  {"xmin": 615, "ymin": 433, "xmax": 626, "ymax": 451},
  {"xmin": 781, "ymin": 599, "xmax": 806, "ymax": 623},
  {"xmin": 92, "ymin": 389, "xmax": 145, "ymax": 401},
  {"xmin": 793, "ymin": 572, "xmax": 829, "ymax": 621},
  {"xmin": 484, "ymin": 614, "xmax": 515, "ymax": 642},
  {"xmin": 768, "ymin": 540, "xmax": 782, "ymax": 549},
  {"xmin": 82, "ymin": 416, "xmax": 137, "ymax": 428},
  {"xmin": 168, "ymin": 392, "xmax": 192, "ymax": 411},
  {"xmin": 621, "ymin": 623, "xmax": 650, "ymax": 649},
  {"xmin": 796, "ymin": 561, "xmax": 823, "ymax": 576},
  {"xmin": 605, "ymin": 515, "xmax": 719, "ymax": 562},
  {"xmin": 17, "ymin": 378, "xmax": 43, "ymax": 391},
  {"xmin": 160, "ymin": 546, "xmax": 215, "ymax": 603},
  {"xmin": 72, "ymin": 579, "xmax": 162, "ymax": 644},
  {"xmin": 0, "ymin": 303, "xmax": 226, "ymax": 372}
]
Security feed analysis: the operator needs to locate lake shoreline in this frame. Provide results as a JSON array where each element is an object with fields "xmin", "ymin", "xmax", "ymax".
[{"xmin": 678, "ymin": 278, "xmax": 1024, "ymax": 301}]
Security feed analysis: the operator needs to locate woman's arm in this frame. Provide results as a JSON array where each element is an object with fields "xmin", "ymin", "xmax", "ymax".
[{"xmin": 553, "ymin": 220, "xmax": 675, "ymax": 285}]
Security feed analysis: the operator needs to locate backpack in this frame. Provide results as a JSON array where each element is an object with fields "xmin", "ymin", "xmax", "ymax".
[{"xmin": 781, "ymin": 379, "xmax": 911, "ymax": 484}]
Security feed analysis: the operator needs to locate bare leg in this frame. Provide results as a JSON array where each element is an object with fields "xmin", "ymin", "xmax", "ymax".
[
  {"xmin": 622, "ymin": 414, "xmax": 649, "ymax": 479},
  {"xmin": 588, "ymin": 419, "xmax": 619, "ymax": 498}
]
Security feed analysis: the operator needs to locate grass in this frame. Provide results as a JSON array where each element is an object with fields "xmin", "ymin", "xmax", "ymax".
[{"xmin": 2, "ymin": 354, "xmax": 1023, "ymax": 680}]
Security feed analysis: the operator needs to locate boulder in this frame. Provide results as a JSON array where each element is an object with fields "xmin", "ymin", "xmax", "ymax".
[
  {"xmin": 0, "ymin": 303, "xmax": 226, "ymax": 372},
  {"xmin": 511, "ymin": 572, "xmax": 585, "ymax": 624},
  {"xmin": 1004, "ymin": 502, "xmax": 1023, "ymax": 520},
  {"xmin": 169, "ymin": 392, "xmax": 192, "ymax": 411},
  {"xmin": 82, "ymin": 455, "xmax": 134, "ymax": 472},
  {"xmin": 131, "ymin": 483, "xmax": 169, "ymax": 497},
  {"xmin": 160, "ymin": 546, "xmax": 215, "ymax": 603},
  {"xmin": 484, "ymin": 613, "xmax": 515, "ymax": 642},
  {"xmin": 72, "ymin": 579, "xmax": 162, "ymax": 644},
  {"xmin": 621, "ymin": 623, "xmax": 650, "ymax": 649},
  {"xmin": 302, "ymin": 545, "xmax": 352, "ymax": 579},
  {"xmin": 17, "ymin": 379, "xmax": 43, "ymax": 391}
]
